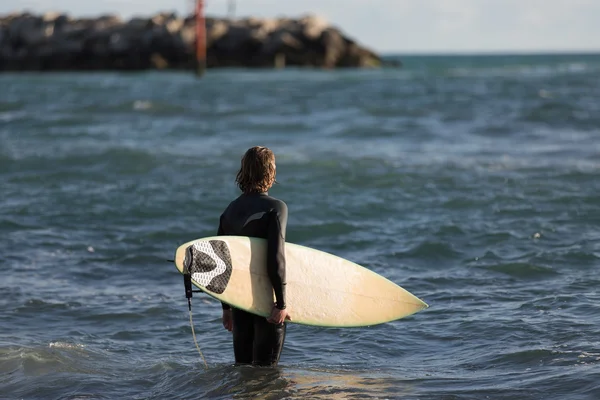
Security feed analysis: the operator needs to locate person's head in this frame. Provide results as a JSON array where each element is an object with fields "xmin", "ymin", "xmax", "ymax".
[{"xmin": 236, "ymin": 146, "xmax": 276, "ymax": 194}]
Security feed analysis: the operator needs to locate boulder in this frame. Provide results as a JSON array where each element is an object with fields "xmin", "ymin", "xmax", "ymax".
[{"xmin": 299, "ymin": 14, "xmax": 329, "ymax": 40}]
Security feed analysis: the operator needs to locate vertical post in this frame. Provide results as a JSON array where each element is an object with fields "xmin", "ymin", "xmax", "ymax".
[
  {"xmin": 275, "ymin": 53, "xmax": 285, "ymax": 69},
  {"xmin": 195, "ymin": 0, "xmax": 206, "ymax": 77}
]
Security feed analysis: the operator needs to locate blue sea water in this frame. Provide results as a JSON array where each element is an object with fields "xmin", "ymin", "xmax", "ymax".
[{"xmin": 1, "ymin": 53, "xmax": 600, "ymax": 399}]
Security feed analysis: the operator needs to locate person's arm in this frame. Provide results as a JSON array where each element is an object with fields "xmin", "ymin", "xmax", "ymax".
[
  {"xmin": 266, "ymin": 204, "xmax": 287, "ymax": 309},
  {"xmin": 266, "ymin": 203, "xmax": 291, "ymax": 324}
]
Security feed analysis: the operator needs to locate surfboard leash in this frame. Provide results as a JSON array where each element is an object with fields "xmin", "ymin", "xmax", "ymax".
[
  {"xmin": 184, "ymin": 271, "xmax": 209, "ymax": 369},
  {"xmin": 169, "ymin": 257, "xmax": 209, "ymax": 369},
  {"xmin": 188, "ymin": 307, "xmax": 208, "ymax": 369}
]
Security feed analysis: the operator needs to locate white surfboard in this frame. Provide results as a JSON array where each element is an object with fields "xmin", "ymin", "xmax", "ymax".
[{"xmin": 174, "ymin": 236, "xmax": 428, "ymax": 327}]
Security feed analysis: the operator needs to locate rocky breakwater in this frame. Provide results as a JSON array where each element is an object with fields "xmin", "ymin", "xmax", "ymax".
[{"xmin": 0, "ymin": 11, "xmax": 389, "ymax": 71}]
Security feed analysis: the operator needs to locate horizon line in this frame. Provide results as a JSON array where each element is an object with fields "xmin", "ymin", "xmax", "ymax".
[{"xmin": 380, "ymin": 50, "xmax": 600, "ymax": 57}]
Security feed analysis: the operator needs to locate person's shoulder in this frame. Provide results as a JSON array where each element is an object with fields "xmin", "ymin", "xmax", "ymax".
[
  {"xmin": 221, "ymin": 196, "xmax": 241, "ymax": 215},
  {"xmin": 267, "ymin": 194, "xmax": 286, "ymax": 206},
  {"xmin": 266, "ymin": 195, "xmax": 287, "ymax": 212}
]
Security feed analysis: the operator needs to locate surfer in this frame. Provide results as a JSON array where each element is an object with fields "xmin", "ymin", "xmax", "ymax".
[{"xmin": 217, "ymin": 146, "xmax": 291, "ymax": 366}]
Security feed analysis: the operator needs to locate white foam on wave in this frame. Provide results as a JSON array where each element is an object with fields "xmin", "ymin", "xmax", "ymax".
[
  {"xmin": 49, "ymin": 342, "xmax": 85, "ymax": 350},
  {"xmin": 0, "ymin": 110, "xmax": 27, "ymax": 122},
  {"xmin": 133, "ymin": 100, "xmax": 153, "ymax": 110},
  {"xmin": 448, "ymin": 62, "xmax": 596, "ymax": 79}
]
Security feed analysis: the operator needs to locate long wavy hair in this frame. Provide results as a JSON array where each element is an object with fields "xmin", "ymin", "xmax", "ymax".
[{"xmin": 236, "ymin": 146, "xmax": 276, "ymax": 194}]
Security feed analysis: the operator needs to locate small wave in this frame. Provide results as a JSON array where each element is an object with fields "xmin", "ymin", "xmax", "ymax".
[
  {"xmin": 394, "ymin": 241, "xmax": 463, "ymax": 261},
  {"xmin": 0, "ymin": 100, "xmax": 25, "ymax": 112},
  {"xmin": 555, "ymin": 249, "xmax": 600, "ymax": 265},
  {"xmin": 520, "ymin": 100, "xmax": 581, "ymax": 124},
  {"xmin": 10, "ymin": 146, "xmax": 162, "ymax": 176},
  {"xmin": 471, "ymin": 233, "xmax": 519, "ymax": 248},
  {"xmin": 518, "ymin": 294, "xmax": 596, "ymax": 315},
  {"xmin": 0, "ymin": 343, "xmax": 94, "ymax": 378},
  {"xmin": 71, "ymin": 98, "xmax": 190, "ymax": 116},
  {"xmin": 293, "ymin": 221, "xmax": 359, "ymax": 240},
  {"xmin": 442, "ymin": 197, "xmax": 490, "ymax": 210},
  {"xmin": 79, "ymin": 312, "xmax": 145, "ymax": 322},
  {"xmin": 434, "ymin": 224, "xmax": 465, "ymax": 237},
  {"xmin": 489, "ymin": 347, "xmax": 600, "ymax": 369},
  {"xmin": 16, "ymin": 298, "xmax": 83, "ymax": 313},
  {"xmin": 0, "ymin": 110, "xmax": 27, "ymax": 122},
  {"xmin": 577, "ymin": 351, "xmax": 600, "ymax": 364},
  {"xmin": 482, "ymin": 262, "xmax": 559, "ymax": 279},
  {"xmin": 110, "ymin": 330, "xmax": 146, "ymax": 341},
  {"xmin": 490, "ymin": 348, "xmax": 558, "ymax": 367}
]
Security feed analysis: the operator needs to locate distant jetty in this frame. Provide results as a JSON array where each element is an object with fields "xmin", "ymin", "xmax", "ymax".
[{"xmin": 0, "ymin": 11, "xmax": 397, "ymax": 72}]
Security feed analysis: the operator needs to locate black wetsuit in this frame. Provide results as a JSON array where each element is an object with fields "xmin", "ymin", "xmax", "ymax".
[{"xmin": 217, "ymin": 192, "xmax": 288, "ymax": 366}]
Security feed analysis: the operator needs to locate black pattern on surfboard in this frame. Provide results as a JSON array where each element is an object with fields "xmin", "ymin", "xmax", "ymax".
[{"xmin": 183, "ymin": 240, "xmax": 233, "ymax": 294}]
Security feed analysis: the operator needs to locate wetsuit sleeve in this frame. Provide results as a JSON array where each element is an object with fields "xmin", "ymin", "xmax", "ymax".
[
  {"xmin": 217, "ymin": 215, "xmax": 231, "ymax": 311},
  {"xmin": 267, "ymin": 203, "xmax": 288, "ymax": 310}
]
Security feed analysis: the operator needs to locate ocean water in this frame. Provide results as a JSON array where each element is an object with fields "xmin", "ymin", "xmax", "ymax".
[{"xmin": 1, "ymin": 53, "xmax": 600, "ymax": 399}]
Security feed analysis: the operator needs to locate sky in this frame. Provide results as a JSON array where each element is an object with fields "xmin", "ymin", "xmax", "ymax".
[{"xmin": 2, "ymin": 0, "xmax": 599, "ymax": 54}]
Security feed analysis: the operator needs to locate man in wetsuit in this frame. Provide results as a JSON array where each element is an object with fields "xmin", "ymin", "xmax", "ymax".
[{"xmin": 217, "ymin": 146, "xmax": 291, "ymax": 366}]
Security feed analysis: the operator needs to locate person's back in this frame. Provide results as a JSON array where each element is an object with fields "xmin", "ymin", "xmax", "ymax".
[
  {"xmin": 217, "ymin": 146, "xmax": 290, "ymax": 366},
  {"xmin": 219, "ymin": 193, "xmax": 287, "ymax": 240}
]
